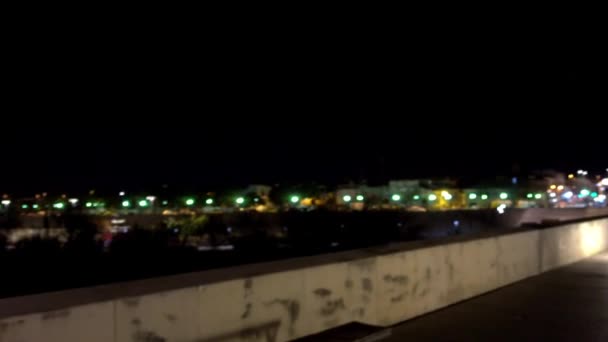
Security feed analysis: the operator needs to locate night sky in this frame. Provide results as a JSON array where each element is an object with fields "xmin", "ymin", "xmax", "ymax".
[{"xmin": 2, "ymin": 29, "xmax": 605, "ymax": 194}]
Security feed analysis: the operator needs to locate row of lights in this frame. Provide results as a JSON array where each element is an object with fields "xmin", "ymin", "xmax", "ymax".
[{"xmin": 341, "ymin": 192, "xmax": 510, "ymax": 203}]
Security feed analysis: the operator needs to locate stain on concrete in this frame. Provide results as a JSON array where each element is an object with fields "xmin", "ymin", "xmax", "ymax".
[
  {"xmin": 41, "ymin": 309, "xmax": 70, "ymax": 320},
  {"xmin": 362, "ymin": 277, "xmax": 373, "ymax": 292},
  {"xmin": 314, "ymin": 288, "xmax": 332, "ymax": 297},
  {"xmin": 352, "ymin": 308, "xmax": 365, "ymax": 317},
  {"xmin": 384, "ymin": 274, "xmax": 409, "ymax": 285},
  {"xmin": 131, "ymin": 318, "xmax": 141, "ymax": 326},
  {"xmin": 321, "ymin": 298, "xmax": 345, "ymax": 316},
  {"xmin": 412, "ymin": 282, "xmax": 419, "ymax": 295},
  {"xmin": 323, "ymin": 318, "xmax": 340, "ymax": 328},
  {"xmin": 361, "ymin": 294, "xmax": 370, "ymax": 303},
  {"xmin": 448, "ymin": 263, "xmax": 455, "ymax": 281},
  {"xmin": 241, "ymin": 303, "xmax": 252, "ymax": 319},
  {"xmin": 123, "ymin": 298, "xmax": 140, "ymax": 307},
  {"xmin": 344, "ymin": 279, "xmax": 353, "ymax": 289},
  {"xmin": 133, "ymin": 330, "xmax": 166, "ymax": 342},
  {"xmin": 265, "ymin": 299, "xmax": 300, "ymax": 337},
  {"xmin": 244, "ymin": 278, "xmax": 253, "ymax": 290},
  {"xmin": 425, "ymin": 267, "xmax": 432, "ymax": 280},
  {"xmin": 351, "ymin": 258, "xmax": 376, "ymax": 271},
  {"xmin": 390, "ymin": 294, "xmax": 404, "ymax": 303},
  {"xmin": 164, "ymin": 313, "xmax": 176, "ymax": 323},
  {"xmin": 420, "ymin": 288, "xmax": 430, "ymax": 297}
]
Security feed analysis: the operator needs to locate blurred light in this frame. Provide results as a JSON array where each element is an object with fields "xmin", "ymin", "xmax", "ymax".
[
  {"xmin": 185, "ymin": 198, "xmax": 195, "ymax": 206},
  {"xmin": 512, "ymin": 177, "xmax": 518, "ymax": 185},
  {"xmin": 580, "ymin": 189, "xmax": 590, "ymax": 197},
  {"xmin": 236, "ymin": 197, "xmax": 245, "ymax": 204},
  {"xmin": 32, "ymin": 204, "xmax": 39, "ymax": 209},
  {"xmin": 526, "ymin": 193, "xmax": 533, "ymax": 199},
  {"xmin": 550, "ymin": 184, "xmax": 557, "ymax": 190},
  {"xmin": 119, "ymin": 192, "xmax": 125, "ymax": 196},
  {"xmin": 21, "ymin": 204, "xmax": 29, "ymax": 209},
  {"xmin": 290, "ymin": 195, "xmax": 300, "ymax": 204},
  {"xmin": 138, "ymin": 200, "xmax": 148, "ymax": 207},
  {"xmin": 481, "ymin": 194, "xmax": 488, "ymax": 200},
  {"xmin": 122, "ymin": 200, "xmax": 130, "ymax": 207},
  {"xmin": 85, "ymin": 202, "xmax": 93, "ymax": 208},
  {"xmin": 343, "ymin": 195, "xmax": 352, "ymax": 202},
  {"xmin": 428, "ymin": 194, "xmax": 437, "ymax": 201},
  {"xmin": 499, "ymin": 192, "xmax": 508, "ymax": 200},
  {"xmin": 441, "ymin": 191, "xmax": 453, "ymax": 200},
  {"xmin": 557, "ymin": 185, "xmax": 564, "ymax": 191},
  {"xmin": 563, "ymin": 191, "xmax": 574, "ymax": 199},
  {"xmin": 53, "ymin": 203, "xmax": 64, "ymax": 209},
  {"xmin": 577, "ymin": 169, "xmax": 584, "ymax": 175},
  {"xmin": 205, "ymin": 198, "xmax": 214, "ymax": 205},
  {"xmin": 68, "ymin": 198, "xmax": 78, "ymax": 205},
  {"xmin": 600, "ymin": 178, "xmax": 608, "ymax": 186},
  {"xmin": 1, "ymin": 200, "xmax": 10, "ymax": 206},
  {"xmin": 146, "ymin": 196, "xmax": 156, "ymax": 202},
  {"xmin": 413, "ymin": 195, "xmax": 421, "ymax": 200},
  {"xmin": 453, "ymin": 220, "xmax": 460, "ymax": 227},
  {"xmin": 549, "ymin": 192, "xmax": 557, "ymax": 198},
  {"xmin": 356, "ymin": 195, "xmax": 364, "ymax": 201},
  {"xmin": 568, "ymin": 174, "xmax": 574, "ymax": 179},
  {"xmin": 591, "ymin": 192, "xmax": 598, "ymax": 198},
  {"xmin": 595, "ymin": 194, "xmax": 606, "ymax": 203},
  {"xmin": 534, "ymin": 193, "xmax": 542, "ymax": 199},
  {"xmin": 391, "ymin": 194, "xmax": 401, "ymax": 201},
  {"xmin": 469, "ymin": 193, "xmax": 477, "ymax": 200},
  {"xmin": 162, "ymin": 200, "xmax": 168, "ymax": 206},
  {"xmin": 497, "ymin": 203, "xmax": 507, "ymax": 214}
]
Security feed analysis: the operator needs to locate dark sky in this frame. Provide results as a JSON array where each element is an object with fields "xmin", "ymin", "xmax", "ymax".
[{"xmin": 2, "ymin": 27, "xmax": 605, "ymax": 194}]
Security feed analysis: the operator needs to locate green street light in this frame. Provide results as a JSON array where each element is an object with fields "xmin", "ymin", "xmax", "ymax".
[
  {"xmin": 391, "ymin": 194, "xmax": 401, "ymax": 201},
  {"xmin": 343, "ymin": 195, "xmax": 352, "ymax": 202},
  {"xmin": 32, "ymin": 204, "xmax": 39, "ymax": 209},
  {"xmin": 428, "ymin": 194, "xmax": 437, "ymax": 201},
  {"xmin": 53, "ymin": 203, "xmax": 64, "ymax": 209},
  {"xmin": 591, "ymin": 192, "xmax": 598, "ymax": 198},
  {"xmin": 356, "ymin": 195, "xmax": 364, "ymax": 201},
  {"xmin": 21, "ymin": 204, "xmax": 29, "ymax": 209},
  {"xmin": 290, "ymin": 195, "xmax": 300, "ymax": 204},
  {"xmin": 413, "ymin": 195, "xmax": 421, "ymax": 200},
  {"xmin": 205, "ymin": 198, "xmax": 214, "ymax": 205},
  {"xmin": 534, "ymin": 193, "xmax": 542, "ymax": 199},
  {"xmin": 499, "ymin": 192, "xmax": 508, "ymax": 200},
  {"xmin": 162, "ymin": 200, "xmax": 168, "ymax": 206},
  {"xmin": 85, "ymin": 202, "xmax": 93, "ymax": 208},
  {"xmin": 527, "ymin": 193, "xmax": 533, "ymax": 199},
  {"xmin": 138, "ymin": 200, "xmax": 148, "ymax": 207},
  {"xmin": 122, "ymin": 200, "xmax": 130, "ymax": 208},
  {"xmin": 481, "ymin": 194, "xmax": 488, "ymax": 200},
  {"xmin": 236, "ymin": 197, "xmax": 245, "ymax": 205},
  {"xmin": 469, "ymin": 193, "xmax": 477, "ymax": 200},
  {"xmin": 185, "ymin": 198, "xmax": 195, "ymax": 206}
]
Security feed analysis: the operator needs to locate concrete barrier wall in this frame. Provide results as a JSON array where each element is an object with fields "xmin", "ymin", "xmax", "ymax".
[{"xmin": 1, "ymin": 218, "xmax": 607, "ymax": 342}]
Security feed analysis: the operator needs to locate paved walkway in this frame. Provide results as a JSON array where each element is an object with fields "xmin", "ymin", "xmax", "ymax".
[{"xmin": 387, "ymin": 252, "xmax": 608, "ymax": 341}]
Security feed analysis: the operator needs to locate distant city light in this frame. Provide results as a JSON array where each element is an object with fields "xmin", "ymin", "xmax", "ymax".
[
  {"xmin": 205, "ymin": 198, "xmax": 214, "ymax": 205},
  {"xmin": 185, "ymin": 198, "xmax": 195, "ymax": 206},
  {"xmin": 85, "ymin": 202, "xmax": 93, "ymax": 208},
  {"xmin": 146, "ymin": 196, "xmax": 156, "ymax": 202},
  {"xmin": 563, "ymin": 191, "xmax": 574, "ymax": 199},
  {"xmin": 235, "ymin": 197, "xmax": 245, "ymax": 205},
  {"xmin": 469, "ymin": 193, "xmax": 477, "ymax": 200},
  {"xmin": 53, "ymin": 203, "xmax": 64, "ymax": 209},
  {"xmin": 138, "ymin": 200, "xmax": 148, "ymax": 207},
  {"xmin": 428, "ymin": 194, "xmax": 437, "ymax": 201},
  {"xmin": 290, "ymin": 195, "xmax": 300, "ymax": 204},
  {"xmin": 343, "ymin": 195, "xmax": 352, "ymax": 202},
  {"xmin": 356, "ymin": 195, "xmax": 364, "ymax": 201},
  {"xmin": 595, "ymin": 194, "xmax": 606, "ymax": 203},
  {"xmin": 1, "ymin": 200, "xmax": 10, "ymax": 206},
  {"xmin": 122, "ymin": 200, "xmax": 130, "ymax": 207},
  {"xmin": 391, "ymin": 194, "xmax": 401, "ymax": 201},
  {"xmin": 557, "ymin": 185, "xmax": 564, "ymax": 191},
  {"xmin": 413, "ymin": 195, "xmax": 421, "ymax": 200},
  {"xmin": 481, "ymin": 194, "xmax": 488, "ymax": 200},
  {"xmin": 527, "ymin": 193, "xmax": 533, "ymax": 199},
  {"xmin": 550, "ymin": 184, "xmax": 556, "ymax": 190},
  {"xmin": 534, "ymin": 193, "xmax": 542, "ymax": 199},
  {"xmin": 119, "ymin": 192, "xmax": 125, "ymax": 196},
  {"xmin": 580, "ymin": 189, "xmax": 590, "ymax": 197},
  {"xmin": 162, "ymin": 200, "xmax": 168, "ymax": 206},
  {"xmin": 600, "ymin": 178, "xmax": 608, "ymax": 186},
  {"xmin": 32, "ymin": 204, "xmax": 39, "ymax": 209},
  {"xmin": 21, "ymin": 204, "xmax": 28, "ymax": 209},
  {"xmin": 441, "ymin": 191, "xmax": 453, "ymax": 201},
  {"xmin": 68, "ymin": 198, "xmax": 78, "ymax": 205},
  {"xmin": 591, "ymin": 192, "xmax": 598, "ymax": 198},
  {"xmin": 568, "ymin": 174, "xmax": 574, "ymax": 179},
  {"xmin": 549, "ymin": 192, "xmax": 557, "ymax": 198},
  {"xmin": 497, "ymin": 203, "xmax": 507, "ymax": 214},
  {"xmin": 499, "ymin": 192, "xmax": 508, "ymax": 200}
]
